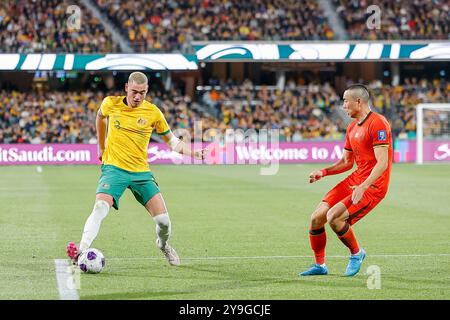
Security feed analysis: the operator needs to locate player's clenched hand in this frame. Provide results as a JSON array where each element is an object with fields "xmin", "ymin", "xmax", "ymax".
[
  {"xmin": 309, "ymin": 170, "xmax": 324, "ymax": 183},
  {"xmin": 193, "ymin": 148, "xmax": 207, "ymax": 160},
  {"xmin": 351, "ymin": 185, "xmax": 367, "ymax": 204},
  {"xmin": 98, "ymin": 149, "xmax": 104, "ymax": 161}
]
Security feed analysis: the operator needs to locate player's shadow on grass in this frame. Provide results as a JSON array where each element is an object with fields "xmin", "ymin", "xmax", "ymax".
[
  {"xmin": 107, "ymin": 263, "xmax": 300, "ymax": 284},
  {"xmin": 98, "ymin": 263, "xmax": 304, "ymax": 299},
  {"xmin": 81, "ymin": 264, "xmax": 375, "ymax": 300},
  {"xmin": 82, "ymin": 290, "xmax": 194, "ymax": 300},
  {"xmin": 178, "ymin": 263, "xmax": 288, "ymax": 280},
  {"xmin": 382, "ymin": 275, "xmax": 450, "ymax": 288},
  {"xmin": 179, "ymin": 264, "xmax": 309, "ymax": 288},
  {"xmin": 81, "ymin": 279, "xmax": 295, "ymax": 300}
]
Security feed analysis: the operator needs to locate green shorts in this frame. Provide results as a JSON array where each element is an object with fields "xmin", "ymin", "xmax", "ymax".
[{"xmin": 96, "ymin": 164, "xmax": 161, "ymax": 210}]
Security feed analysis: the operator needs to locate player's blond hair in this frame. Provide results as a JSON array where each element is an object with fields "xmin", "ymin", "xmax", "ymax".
[{"xmin": 128, "ymin": 72, "xmax": 148, "ymax": 85}]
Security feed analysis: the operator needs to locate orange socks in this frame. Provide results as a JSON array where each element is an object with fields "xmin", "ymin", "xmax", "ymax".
[
  {"xmin": 309, "ymin": 223, "xmax": 360, "ymax": 264},
  {"xmin": 336, "ymin": 223, "xmax": 360, "ymax": 255},
  {"xmin": 309, "ymin": 227, "xmax": 327, "ymax": 265}
]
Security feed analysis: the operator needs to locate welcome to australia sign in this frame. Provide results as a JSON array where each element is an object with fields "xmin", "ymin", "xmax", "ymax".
[{"xmin": 1, "ymin": 141, "xmax": 449, "ymax": 166}]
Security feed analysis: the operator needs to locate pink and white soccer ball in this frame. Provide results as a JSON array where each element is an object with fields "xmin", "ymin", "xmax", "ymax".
[{"xmin": 78, "ymin": 248, "xmax": 105, "ymax": 274}]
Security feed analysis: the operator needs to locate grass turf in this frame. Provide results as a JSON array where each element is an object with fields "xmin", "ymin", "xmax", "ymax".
[{"xmin": 0, "ymin": 164, "xmax": 449, "ymax": 299}]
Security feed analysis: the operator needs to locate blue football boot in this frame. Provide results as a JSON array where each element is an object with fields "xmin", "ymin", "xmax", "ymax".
[
  {"xmin": 299, "ymin": 264, "xmax": 328, "ymax": 276},
  {"xmin": 344, "ymin": 248, "xmax": 366, "ymax": 277}
]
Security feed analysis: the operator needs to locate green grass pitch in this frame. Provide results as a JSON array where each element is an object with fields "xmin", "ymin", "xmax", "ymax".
[{"xmin": 0, "ymin": 164, "xmax": 449, "ymax": 300}]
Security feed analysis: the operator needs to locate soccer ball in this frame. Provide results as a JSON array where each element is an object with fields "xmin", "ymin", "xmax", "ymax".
[{"xmin": 78, "ymin": 248, "xmax": 105, "ymax": 274}]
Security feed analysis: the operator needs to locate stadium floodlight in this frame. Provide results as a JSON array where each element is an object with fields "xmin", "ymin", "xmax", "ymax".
[{"xmin": 416, "ymin": 103, "xmax": 450, "ymax": 164}]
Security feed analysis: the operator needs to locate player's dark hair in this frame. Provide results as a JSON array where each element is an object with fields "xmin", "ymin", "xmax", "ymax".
[{"xmin": 346, "ymin": 83, "xmax": 371, "ymax": 101}]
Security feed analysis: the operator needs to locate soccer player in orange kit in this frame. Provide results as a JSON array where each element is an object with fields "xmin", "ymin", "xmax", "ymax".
[{"xmin": 300, "ymin": 84, "xmax": 393, "ymax": 277}]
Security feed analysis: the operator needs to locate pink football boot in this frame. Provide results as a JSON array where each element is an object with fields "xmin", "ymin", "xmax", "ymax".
[{"xmin": 66, "ymin": 242, "xmax": 79, "ymax": 265}]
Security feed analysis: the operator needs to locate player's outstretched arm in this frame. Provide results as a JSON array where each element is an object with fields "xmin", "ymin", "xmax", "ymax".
[
  {"xmin": 96, "ymin": 109, "xmax": 108, "ymax": 161},
  {"xmin": 161, "ymin": 131, "xmax": 206, "ymax": 160},
  {"xmin": 309, "ymin": 149, "xmax": 354, "ymax": 183}
]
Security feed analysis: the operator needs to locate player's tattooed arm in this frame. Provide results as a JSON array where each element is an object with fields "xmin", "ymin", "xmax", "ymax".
[
  {"xmin": 96, "ymin": 109, "xmax": 108, "ymax": 161},
  {"xmin": 309, "ymin": 150, "xmax": 354, "ymax": 183}
]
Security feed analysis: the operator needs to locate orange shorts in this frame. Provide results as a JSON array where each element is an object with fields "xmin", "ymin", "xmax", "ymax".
[{"xmin": 322, "ymin": 178, "xmax": 383, "ymax": 225}]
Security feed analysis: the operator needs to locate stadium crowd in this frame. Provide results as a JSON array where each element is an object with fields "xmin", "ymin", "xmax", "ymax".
[
  {"xmin": 0, "ymin": 90, "xmax": 101, "ymax": 144},
  {"xmin": 0, "ymin": 88, "xmax": 214, "ymax": 144},
  {"xmin": 199, "ymin": 79, "xmax": 346, "ymax": 142},
  {"xmin": 87, "ymin": 0, "xmax": 334, "ymax": 52},
  {"xmin": 0, "ymin": 0, "xmax": 119, "ymax": 53},
  {"xmin": 1, "ymin": 79, "xmax": 448, "ymax": 144},
  {"xmin": 366, "ymin": 78, "xmax": 450, "ymax": 139},
  {"xmin": 0, "ymin": 0, "xmax": 448, "ymax": 54},
  {"xmin": 334, "ymin": 0, "xmax": 450, "ymax": 40}
]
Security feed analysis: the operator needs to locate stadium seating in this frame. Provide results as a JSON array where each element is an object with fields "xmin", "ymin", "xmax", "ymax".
[
  {"xmin": 368, "ymin": 78, "xmax": 450, "ymax": 139},
  {"xmin": 1, "ymin": 1, "xmax": 448, "ymax": 53},
  {"xmin": 0, "ymin": 90, "xmax": 100, "ymax": 143},
  {"xmin": 0, "ymin": 0, "xmax": 119, "ymax": 53},
  {"xmin": 89, "ymin": 0, "xmax": 334, "ymax": 52},
  {"xmin": 198, "ymin": 79, "xmax": 346, "ymax": 142},
  {"xmin": 1, "ymin": 79, "xmax": 448, "ymax": 143},
  {"xmin": 334, "ymin": 0, "xmax": 450, "ymax": 40}
]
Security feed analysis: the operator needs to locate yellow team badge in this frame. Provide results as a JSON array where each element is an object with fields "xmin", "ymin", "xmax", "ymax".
[{"xmin": 137, "ymin": 117, "xmax": 147, "ymax": 127}]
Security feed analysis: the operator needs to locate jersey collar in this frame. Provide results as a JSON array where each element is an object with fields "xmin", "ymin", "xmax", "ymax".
[
  {"xmin": 122, "ymin": 96, "xmax": 145, "ymax": 109},
  {"xmin": 357, "ymin": 111, "xmax": 373, "ymax": 126}
]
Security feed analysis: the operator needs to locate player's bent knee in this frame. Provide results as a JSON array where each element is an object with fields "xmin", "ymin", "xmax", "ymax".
[
  {"xmin": 153, "ymin": 213, "xmax": 170, "ymax": 227},
  {"xmin": 310, "ymin": 205, "xmax": 328, "ymax": 226},
  {"xmin": 90, "ymin": 199, "xmax": 110, "ymax": 221},
  {"xmin": 145, "ymin": 193, "xmax": 168, "ymax": 217},
  {"xmin": 96, "ymin": 193, "xmax": 114, "ymax": 207},
  {"xmin": 326, "ymin": 206, "xmax": 347, "ymax": 229},
  {"xmin": 94, "ymin": 199, "xmax": 110, "ymax": 211},
  {"xmin": 310, "ymin": 212, "xmax": 326, "ymax": 228},
  {"xmin": 326, "ymin": 208, "xmax": 338, "ymax": 224}
]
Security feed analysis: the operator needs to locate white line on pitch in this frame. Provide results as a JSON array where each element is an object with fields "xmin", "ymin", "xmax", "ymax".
[
  {"xmin": 54, "ymin": 259, "xmax": 79, "ymax": 300},
  {"xmin": 107, "ymin": 253, "xmax": 450, "ymax": 261}
]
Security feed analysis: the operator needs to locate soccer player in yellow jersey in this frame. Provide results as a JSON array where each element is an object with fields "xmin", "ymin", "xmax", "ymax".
[{"xmin": 67, "ymin": 72, "xmax": 205, "ymax": 266}]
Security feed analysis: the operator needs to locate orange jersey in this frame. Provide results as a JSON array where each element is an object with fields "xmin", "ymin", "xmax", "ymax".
[{"xmin": 344, "ymin": 111, "xmax": 393, "ymax": 198}]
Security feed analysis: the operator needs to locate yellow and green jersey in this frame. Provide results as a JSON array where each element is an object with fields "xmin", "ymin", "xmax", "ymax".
[{"xmin": 100, "ymin": 96, "xmax": 170, "ymax": 172}]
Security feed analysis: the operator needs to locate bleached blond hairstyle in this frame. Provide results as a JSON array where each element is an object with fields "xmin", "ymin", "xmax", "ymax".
[{"xmin": 128, "ymin": 72, "xmax": 148, "ymax": 85}]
